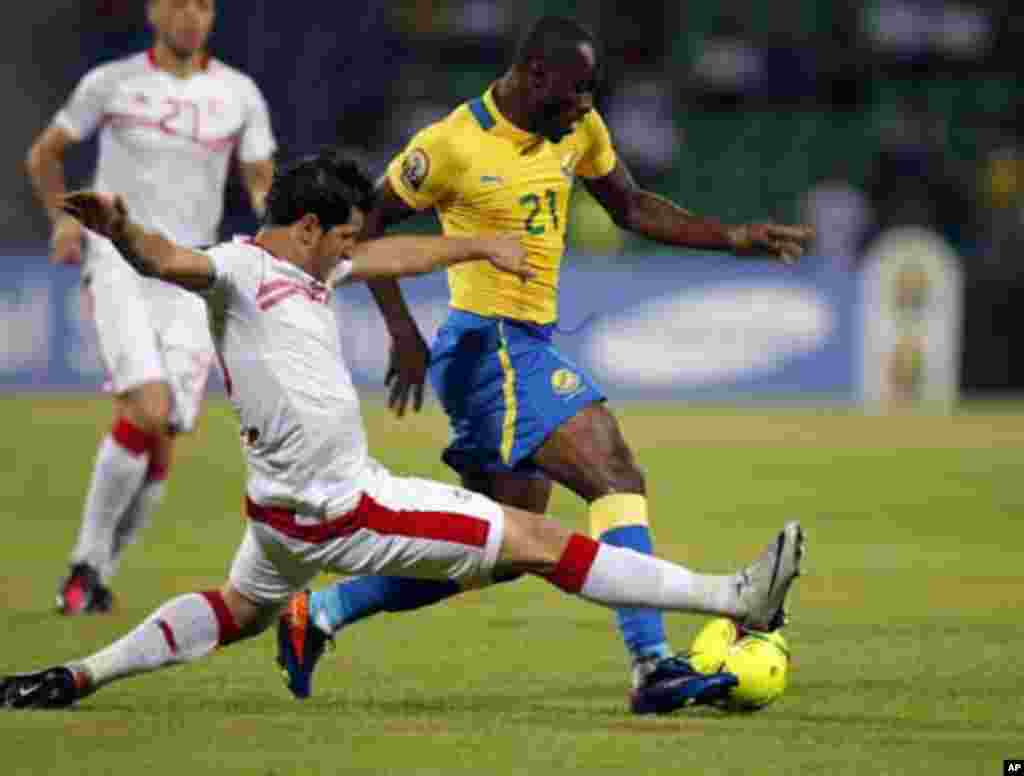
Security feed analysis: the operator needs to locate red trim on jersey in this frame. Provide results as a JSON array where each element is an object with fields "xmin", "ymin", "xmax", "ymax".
[
  {"xmin": 245, "ymin": 493, "xmax": 491, "ymax": 548},
  {"xmin": 112, "ymin": 418, "xmax": 156, "ymax": 456},
  {"xmin": 147, "ymin": 48, "xmax": 158, "ymax": 69},
  {"xmin": 545, "ymin": 534, "xmax": 600, "ymax": 594},
  {"xmin": 200, "ymin": 590, "xmax": 241, "ymax": 646},
  {"xmin": 256, "ymin": 278, "xmax": 329, "ymax": 309},
  {"xmin": 156, "ymin": 619, "xmax": 178, "ymax": 654}
]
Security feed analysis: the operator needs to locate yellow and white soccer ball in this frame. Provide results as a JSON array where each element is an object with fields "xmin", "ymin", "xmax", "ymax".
[{"xmin": 687, "ymin": 618, "xmax": 790, "ymax": 711}]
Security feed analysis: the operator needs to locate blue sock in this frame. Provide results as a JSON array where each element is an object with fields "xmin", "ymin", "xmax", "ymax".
[
  {"xmin": 310, "ymin": 577, "xmax": 461, "ymax": 633},
  {"xmin": 599, "ymin": 525, "xmax": 671, "ymax": 662}
]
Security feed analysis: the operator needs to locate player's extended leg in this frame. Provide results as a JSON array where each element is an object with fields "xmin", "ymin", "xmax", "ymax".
[
  {"xmin": 60, "ymin": 383, "xmax": 171, "ymax": 615},
  {"xmin": 4, "ymin": 522, "xmax": 314, "ymax": 709},
  {"xmin": 531, "ymin": 401, "xmax": 696, "ymax": 712},
  {"xmin": 1, "ymin": 583, "xmax": 278, "ymax": 709}
]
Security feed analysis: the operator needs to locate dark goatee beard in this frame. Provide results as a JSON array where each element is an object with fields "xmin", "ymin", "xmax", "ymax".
[{"xmin": 162, "ymin": 36, "xmax": 201, "ymax": 64}]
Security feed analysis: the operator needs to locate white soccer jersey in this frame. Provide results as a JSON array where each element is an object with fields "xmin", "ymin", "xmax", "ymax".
[
  {"xmin": 55, "ymin": 50, "xmax": 276, "ymax": 247},
  {"xmin": 203, "ymin": 238, "xmax": 369, "ymax": 516}
]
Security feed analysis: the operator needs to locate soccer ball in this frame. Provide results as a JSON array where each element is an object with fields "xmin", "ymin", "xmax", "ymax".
[
  {"xmin": 687, "ymin": 616, "xmax": 739, "ymax": 674},
  {"xmin": 687, "ymin": 618, "xmax": 790, "ymax": 711}
]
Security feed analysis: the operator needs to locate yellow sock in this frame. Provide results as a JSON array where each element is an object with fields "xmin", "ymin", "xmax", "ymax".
[{"xmin": 589, "ymin": 493, "xmax": 649, "ymax": 538}]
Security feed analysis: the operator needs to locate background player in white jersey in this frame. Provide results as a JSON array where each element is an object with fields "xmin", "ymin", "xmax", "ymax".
[
  {"xmin": 0, "ymin": 150, "xmax": 803, "ymax": 710},
  {"xmin": 25, "ymin": 0, "xmax": 276, "ymax": 614}
]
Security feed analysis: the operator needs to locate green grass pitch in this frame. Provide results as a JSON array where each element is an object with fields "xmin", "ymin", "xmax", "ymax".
[{"xmin": 0, "ymin": 395, "xmax": 1022, "ymax": 775}]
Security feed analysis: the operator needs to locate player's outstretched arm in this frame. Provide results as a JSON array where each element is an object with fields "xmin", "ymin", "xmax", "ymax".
[
  {"xmin": 345, "ymin": 235, "xmax": 532, "ymax": 283},
  {"xmin": 60, "ymin": 191, "xmax": 214, "ymax": 291},
  {"xmin": 585, "ymin": 159, "xmax": 814, "ymax": 263}
]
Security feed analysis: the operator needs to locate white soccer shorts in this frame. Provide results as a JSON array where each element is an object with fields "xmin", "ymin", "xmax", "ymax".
[
  {"xmin": 83, "ymin": 233, "xmax": 214, "ymax": 432},
  {"xmin": 228, "ymin": 461, "xmax": 506, "ymax": 605}
]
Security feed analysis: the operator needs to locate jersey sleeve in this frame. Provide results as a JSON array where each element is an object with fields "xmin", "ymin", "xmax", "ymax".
[
  {"xmin": 54, "ymin": 65, "xmax": 116, "ymax": 141},
  {"xmin": 237, "ymin": 77, "xmax": 277, "ymax": 163},
  {"xmin": 385, "ymin": 122, "xmax": 463, "ymax": 211},
  {"xmin": 201, "ymin": 241, "xmax": 261, "ymax": 300},
  {"xmin": 574, "ymin": 110, "xmax": 618, "ymax": 180}
]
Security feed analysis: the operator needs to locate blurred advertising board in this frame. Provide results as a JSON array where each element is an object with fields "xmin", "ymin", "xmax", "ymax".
[{"xmin": 1, "ymin": 254, "xmax": 858, "ymax": 400}]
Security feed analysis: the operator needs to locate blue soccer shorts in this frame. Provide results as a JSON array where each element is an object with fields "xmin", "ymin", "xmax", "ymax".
[{"xmin": 428, "ymin": 309, "xmax": 605, "ymax": 477}]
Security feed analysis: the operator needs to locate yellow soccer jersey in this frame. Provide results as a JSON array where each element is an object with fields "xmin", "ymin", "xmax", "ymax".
[{"xmin": 386, "ymin": 87, "xmax": 617, "ymax": 324}]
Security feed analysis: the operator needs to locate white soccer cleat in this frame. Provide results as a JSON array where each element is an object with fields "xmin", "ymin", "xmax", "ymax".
[{"xmin": 736, "ymin": 521, "xmax": 806, "ymax": 631}]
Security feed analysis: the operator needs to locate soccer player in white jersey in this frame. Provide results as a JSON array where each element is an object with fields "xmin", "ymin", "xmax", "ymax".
[
  {"xmin": 25, "ymin": 0, "xmax": 276, "ymax": 614},
  {"xmin": 0, "ymin": 150, "xmax": 804, "ymax": 710}
]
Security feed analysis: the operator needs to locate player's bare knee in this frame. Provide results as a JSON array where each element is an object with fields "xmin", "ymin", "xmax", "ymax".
[
  {"xmin": 120, "ymin": 383, "xmax": 172, "ymax": 434},
  {"xmin": 497, "ymin": 507, "xmax": 569, "ymax": 575},
  {"xmin": 219, "ymin": 582, "xmax": 275, "ymax": 639}
]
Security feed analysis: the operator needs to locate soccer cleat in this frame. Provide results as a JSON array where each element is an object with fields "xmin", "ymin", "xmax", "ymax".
[
  {"xmin": 276, "ymin": 590, "xmax": 332, "ymax": 699},
  {"xmin": 0, "ymin": 667, "xmax": 79, "ymax": 710},
  {"xmin": 736, "ymin": 521, "xmax": 806, "ymax": 632},
  {"xmin": 56, "ymin": 563, "xmax": 114, "ymax": 616},
  {"xmin": 629, "ymin": 655, "xmax": 739, "ymax": 715}
]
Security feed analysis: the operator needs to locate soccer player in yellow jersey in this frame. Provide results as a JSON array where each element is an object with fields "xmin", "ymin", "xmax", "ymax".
[{"xmin": 277, "ymin": 16, "xmax": 813, "ymax": 715}]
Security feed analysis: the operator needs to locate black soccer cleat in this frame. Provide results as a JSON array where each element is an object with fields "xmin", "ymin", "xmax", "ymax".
[
  {"xmin": 630, "ymin": 655, "xmax": 739, "ymax": 715},
  {"xmin": 0, "ymin": 667, "xmax": 79, "ymax": 710}
]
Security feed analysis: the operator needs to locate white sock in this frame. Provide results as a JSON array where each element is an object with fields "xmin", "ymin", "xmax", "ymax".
[
  {"xmin": 71, "ymin": 434, "xmax": 150, "ymax": 576},
  {"xmin": 105, "ymin": 478, "xmax": 166, "ymax": 581},
  {"xmin": 549, "ymin": 536, "xmax": 742, "ymax": 618},
  {"xmin": 79, "ymin": 593, "xmax": 220, "ymax": 689}
]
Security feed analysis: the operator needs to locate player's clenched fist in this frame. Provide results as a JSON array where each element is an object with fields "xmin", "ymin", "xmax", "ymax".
[
  {"xmin": 481, "ymin": 236, "xmax": 533, "ymax": 281},
  {"xmin": 60, "ymin": 191, "xmax": 129, "ymax": 242},
  {"xmin": 49, "ymin": 214, "xmax": 84, "ymax": 266},
  {"xmin": 726, "ymin": 223, "xmax": 815, "ymax": 264}
]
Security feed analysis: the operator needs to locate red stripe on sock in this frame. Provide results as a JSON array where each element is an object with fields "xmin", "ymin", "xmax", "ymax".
[
  {"xmin": 200, "ymin": 590, "xmax": 241, "ymax": 646},
  {"xmin": 147, "ymin": 445, "xmax": 170, "ymax": 482},
  {"xmin": 112, "ymin": 418, "xmax": 157, "ymax": 456},
  {"xmin": 156, "ymin": 618, "xmax": 178, "ymax": 654},
  {"xmin": 545, "ymin": 534, "xmax": 601, "ymax": 594}
]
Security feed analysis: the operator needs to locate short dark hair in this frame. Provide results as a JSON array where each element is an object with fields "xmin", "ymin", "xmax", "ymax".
[
  {"xmin": 264, "ymin": 148, "xmax": 374, "ymax": 230},
  {"xmin": 515, "ymin": 16, "xmax": 599, "ymax": 67}
]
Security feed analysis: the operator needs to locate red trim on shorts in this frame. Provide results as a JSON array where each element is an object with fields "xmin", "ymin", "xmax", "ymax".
[
  {"xmin": 545, "ymin": 534, "xmax": 600, "ymax": 594},
  {"xmin": 112, "ymin": 418, "xmax": 156, "ymax": 456},
  {"xmin": 156, "ymin": 619, "xmax": 178, "ymax": 654},
  {"xmin": 200, "ymin": 590, "xmax": 241, "ymax": 646},
  {"xmin": 245, "ymin": 493, "xmax": 491, "ymax": 548}
]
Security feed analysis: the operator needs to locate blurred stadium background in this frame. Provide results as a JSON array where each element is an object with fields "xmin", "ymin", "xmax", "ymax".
[{"xmin": 3, "ymin": 0, "xmax": 1023, "ymax": 400}]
